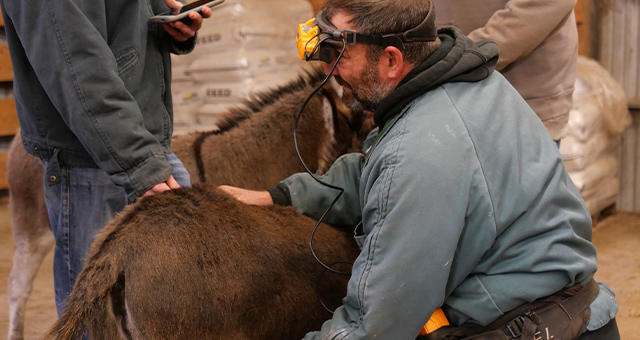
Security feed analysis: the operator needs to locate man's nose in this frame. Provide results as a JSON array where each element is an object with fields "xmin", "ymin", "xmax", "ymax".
[{"xmin": 323, "ymin": 60, "xmax": 339, "ymax": 76}]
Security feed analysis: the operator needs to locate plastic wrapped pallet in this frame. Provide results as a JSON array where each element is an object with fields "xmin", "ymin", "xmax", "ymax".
[
  {"xmin": 170, "ymin": 0, "xmax": 314, "ymax": 134},
  {"xmin": 568, "ymin": 155, "xmax": 618, "ymax": 194},
  {"xmin": 583, "ymin": 177, "xmax": 620, "ymax": 217},
  {"xmin": 560, "ymin": 130, "xmax": 617, "ymax": 173},
  {"xmin": 559, "ymin": 56, "xmax": 631, "ymax": 216}
]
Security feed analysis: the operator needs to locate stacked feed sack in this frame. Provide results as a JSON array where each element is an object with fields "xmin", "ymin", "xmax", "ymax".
[
  {"xmin": 559, "ymin": 56, "xmax": 631, "ymax": 216},
  {"xmin": 171, "ymin": 0, "xmax": 315, "ymax": 134}
]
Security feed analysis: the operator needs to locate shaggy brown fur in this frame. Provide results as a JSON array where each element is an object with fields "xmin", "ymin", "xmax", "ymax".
[
  {"xmin": 44, "ymin": 186, "xmax": 360, "ymax": 339},
  {"xmin": 172, "ymin": 68, "xmax": 368, "ymax": 187},
  {"xmin": 7, "ymin": 67, "xmax": 374, "ymax": 340}
]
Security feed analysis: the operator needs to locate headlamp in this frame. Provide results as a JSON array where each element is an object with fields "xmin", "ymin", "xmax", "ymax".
[
  {"xmin": 295, "ymin": 2, "xmax": 438, "ymax": 64},
  {"xmin": 296, "ymin": 18, "xmax": 336, "ymax": 63}
]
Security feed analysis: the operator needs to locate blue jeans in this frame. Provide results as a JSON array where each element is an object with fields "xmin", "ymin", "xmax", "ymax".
[
  {"xmin": 578, "ymin": 318, "xmax": 620, "ymax": 339},
  {"xmin": 42, "ymin": 152, "xmax": 190, "ymax": 317}
]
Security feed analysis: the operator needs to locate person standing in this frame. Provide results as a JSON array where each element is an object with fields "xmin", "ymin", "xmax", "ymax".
[
  {"xmin": 0, "ymin": 0, "xmax": 211, "ymax": 321},
  {"xmin": 432, "ymin": 0, "xmax": 579, "ymax": 143}
]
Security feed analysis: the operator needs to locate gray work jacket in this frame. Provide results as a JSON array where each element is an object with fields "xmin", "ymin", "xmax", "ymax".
[
  {"xmin": 278, "ymin": 29, "xmax": 615, "ymax": 339},
  {"xmin": 0, "ymin": 0, "xmax": 196, "ymax": 201}
]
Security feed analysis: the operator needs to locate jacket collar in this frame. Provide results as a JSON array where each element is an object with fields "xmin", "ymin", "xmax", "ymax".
[{"xmin": 373, "ymin": 27, "xmax": 499, "ymax": 126}]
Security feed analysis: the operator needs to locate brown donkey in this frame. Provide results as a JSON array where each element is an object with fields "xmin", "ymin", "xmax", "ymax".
[
  {"xmin": 44, "ymin": 186, "xmax": 361, "ymax": 339},
  {"xmin": 7, "ymin": 68, "xmax": 372, "ymax": 340}
]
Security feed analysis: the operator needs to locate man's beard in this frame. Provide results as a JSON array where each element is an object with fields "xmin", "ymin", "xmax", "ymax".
[{"xmin": 335, "ymin": 63, "xmax": 395, "ymax": 112}]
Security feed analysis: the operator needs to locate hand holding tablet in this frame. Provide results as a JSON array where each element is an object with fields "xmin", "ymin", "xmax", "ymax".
[{"xmin": 149, "ymin": 0, "xmax": 225, "ymax": 24}]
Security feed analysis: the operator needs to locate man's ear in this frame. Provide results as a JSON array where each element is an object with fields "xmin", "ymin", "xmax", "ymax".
[{"xmin": 381, "ymin": 46, "xmax": 407, "ymax": 80}]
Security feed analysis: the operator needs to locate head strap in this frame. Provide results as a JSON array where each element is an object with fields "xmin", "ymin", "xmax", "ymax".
[{"xmin": 314, "ymin": 1, "xmax": 437, "ymax": 49}]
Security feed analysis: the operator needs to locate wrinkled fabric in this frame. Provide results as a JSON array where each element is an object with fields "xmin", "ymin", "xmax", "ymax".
[{"xmin": 0, "ymin": 0, "xmax": 196, "ymax": 201}]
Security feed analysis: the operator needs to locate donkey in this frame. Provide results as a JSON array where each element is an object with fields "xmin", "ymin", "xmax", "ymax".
[
  {"xmin": 44, "ymin": 186, "xmax": 361, "ymax": 339},
  {"xmin": 6, "ymin": 67, "xmax": 373, "ymax": 340}
]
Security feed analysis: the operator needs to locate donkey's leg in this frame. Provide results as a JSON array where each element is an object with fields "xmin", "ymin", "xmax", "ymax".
[
  {"xmin": 8, "ymin": 229, "xmax": 54, "ymax": 340},
  {"xmin": 7, "ymin": 136, "xmax": 54, "ymax": 340}
]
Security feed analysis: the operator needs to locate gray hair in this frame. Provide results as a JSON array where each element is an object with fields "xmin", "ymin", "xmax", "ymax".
[{"xmin": 323, "ymin": 0, "xmax": 441, "ymax": 65}]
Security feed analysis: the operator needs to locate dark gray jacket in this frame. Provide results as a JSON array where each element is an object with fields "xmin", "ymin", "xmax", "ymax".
[{"xmin": 0, "ymin": 0, "xmax": 195, "ymax": 202}]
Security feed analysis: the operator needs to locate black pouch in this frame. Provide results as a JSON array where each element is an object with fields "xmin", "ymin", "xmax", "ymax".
[{"xmin": 420, "ymin": 279, "xmax": 599, "ymax": 340}]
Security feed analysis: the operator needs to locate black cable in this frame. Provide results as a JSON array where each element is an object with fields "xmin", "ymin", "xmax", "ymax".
[
  {"xmin": 305, "ymin": 33, "xmax": 334, "ymax": 62},
  {"xmin": 297, "ymin": 37, "xmax": 367, "ymax": 314},
  {"xmin": 294, "ymin": 39, "xmax": 353, "ymax": 277},
  {"xmin": 315, "ymin": 260, "xmax": 353, "ymax": 314}
]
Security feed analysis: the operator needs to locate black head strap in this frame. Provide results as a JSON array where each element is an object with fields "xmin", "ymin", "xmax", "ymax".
[{"xmin": 314, "ymin": 1, "xmax": 437, "ymax": 49}]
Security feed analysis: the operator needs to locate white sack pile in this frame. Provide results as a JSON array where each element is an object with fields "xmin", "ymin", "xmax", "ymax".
[
  {"xmin": 170, "ymin": 0, "xmax": 315, "ymax": 134},
  {"xmin": 559, "ymin": 56, "xmax": 631, "ymax": 215}
]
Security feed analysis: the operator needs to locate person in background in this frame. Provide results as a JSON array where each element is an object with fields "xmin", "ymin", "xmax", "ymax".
[
  {"xmin": 432, "ymin": 0, "xmax": 579, "ymax": 145},
  {"xmin": 220, "ymin": 0, "xmax": 619, "ymax": 338},
  {"xmin": 0, "ymin": 0, "xmax": 211, "ymax": 324}
]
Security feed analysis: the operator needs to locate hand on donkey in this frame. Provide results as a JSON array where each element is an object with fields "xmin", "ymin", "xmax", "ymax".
[
  {"xmin": 218, "ymin": 185, "xmax": 274, "ymax": 206},
  {"xmin": 142, "ymin": 175, "xmax": 181, "ymax": 198}
]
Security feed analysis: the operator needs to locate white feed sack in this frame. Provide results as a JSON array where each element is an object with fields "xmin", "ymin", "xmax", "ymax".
[
  {"xmin": 171, "ymin": 0, "xmax": 314, "ymax": 134},
  {"xmin": 559, "ymin": 56, "xmax": 631, "ymax": 214},
  {"xmin": 567, "ymin": 154, "xmax": 618, "ymax": 195},
  {"xmin": 561, "ymin": 129, "xmax": 617, "ymax": 173},
  {"xmin": 583, "ymin": 177, "xmax": 620, "ymax": 216}
]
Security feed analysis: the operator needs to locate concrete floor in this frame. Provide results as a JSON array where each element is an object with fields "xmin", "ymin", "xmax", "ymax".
[{"xmin": 0, "ymin": 193, "xmax": 639, "ymax": 339}]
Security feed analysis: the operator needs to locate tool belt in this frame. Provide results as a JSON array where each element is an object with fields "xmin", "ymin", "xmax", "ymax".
[{"xmin": 419, "ymin": 279, "xmax": 599, "ymax": 340}]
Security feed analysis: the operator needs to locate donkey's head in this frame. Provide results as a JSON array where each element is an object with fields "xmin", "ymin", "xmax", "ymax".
[{"xmin": 173, "ymin": 65, "xmax": 375, "ymax": 188}]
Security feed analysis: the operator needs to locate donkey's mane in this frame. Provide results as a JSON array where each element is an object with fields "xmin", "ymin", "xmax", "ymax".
[
  {"xmin": 215, "ymin": 66, "xmax": 326, "ymax": 133},
  {"xmin": 189, "ymin": 66, "xmax": 330, "ymax": 183}
]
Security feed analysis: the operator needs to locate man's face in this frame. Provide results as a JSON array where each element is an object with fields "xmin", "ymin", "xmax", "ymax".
[{"xmin": 323, "ymin": 11, "xmax": 395, "ymax": 112}]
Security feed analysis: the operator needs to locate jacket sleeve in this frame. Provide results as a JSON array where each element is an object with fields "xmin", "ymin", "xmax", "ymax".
[
  {"xmin": 2, "ymin": 0, "xmax": 183, "ymax": 200},
  {"xmin": 466, "ymin": 0, "xmax": 577, "ymax": 70},
  {"xmin": 279, "ymin": 153, "xmax": 364, "ymax": 228},
  {"xmin": 302, "ymin": 134, "xmax": 472, "ymax": 340},
  {"xmin": 172, "ymin": 34, "xmax": 198, "ymax": 55}
]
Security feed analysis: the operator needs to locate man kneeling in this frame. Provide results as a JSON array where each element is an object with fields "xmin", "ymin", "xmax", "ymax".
[{"xmin": 220, "ymin": 0, "xmax": 620, "ymax": 338}]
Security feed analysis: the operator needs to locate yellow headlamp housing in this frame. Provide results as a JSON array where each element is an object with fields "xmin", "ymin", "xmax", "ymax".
[
  {"xmin": 296, "ymin": 18, "xmax": 321, "ymax": 61},
  {"xmin": 294, "ymin": 2, "xmax": 438, "ymax": 64}
]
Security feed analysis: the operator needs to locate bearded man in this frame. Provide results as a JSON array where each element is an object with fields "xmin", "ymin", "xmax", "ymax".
[{"xmin": 219, "ymin": 0, "xmax": 619, "ymax": 339}]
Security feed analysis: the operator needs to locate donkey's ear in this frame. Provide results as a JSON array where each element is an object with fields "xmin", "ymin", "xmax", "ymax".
[{"xmin": 325, "ymin": 77, "xmax": 352, "ymax": 122}]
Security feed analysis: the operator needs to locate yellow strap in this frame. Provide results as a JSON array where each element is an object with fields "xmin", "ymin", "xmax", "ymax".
[{"xmin": 418, "ymin": 307, "xmax": 450, "ymax": 336}]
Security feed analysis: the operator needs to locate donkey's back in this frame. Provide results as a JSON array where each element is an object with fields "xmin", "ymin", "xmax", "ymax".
[
  {"xmin": 45, "ymin": 186, "xmax": 359, "ymax": 339},
  {"xmin": 8, "ymin": 67, "xmax": 372, "ymax": 340}
]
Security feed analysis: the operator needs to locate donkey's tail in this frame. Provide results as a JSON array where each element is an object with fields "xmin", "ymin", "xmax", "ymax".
[{"xmin": 42, "ymin": 216, "xmax": 130, "ymax": 340}]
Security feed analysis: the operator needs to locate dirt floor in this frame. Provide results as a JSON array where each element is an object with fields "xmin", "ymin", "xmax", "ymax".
[{"xmin": 0, "ymin": 193, "xmax": 639, "ymax": 339}]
